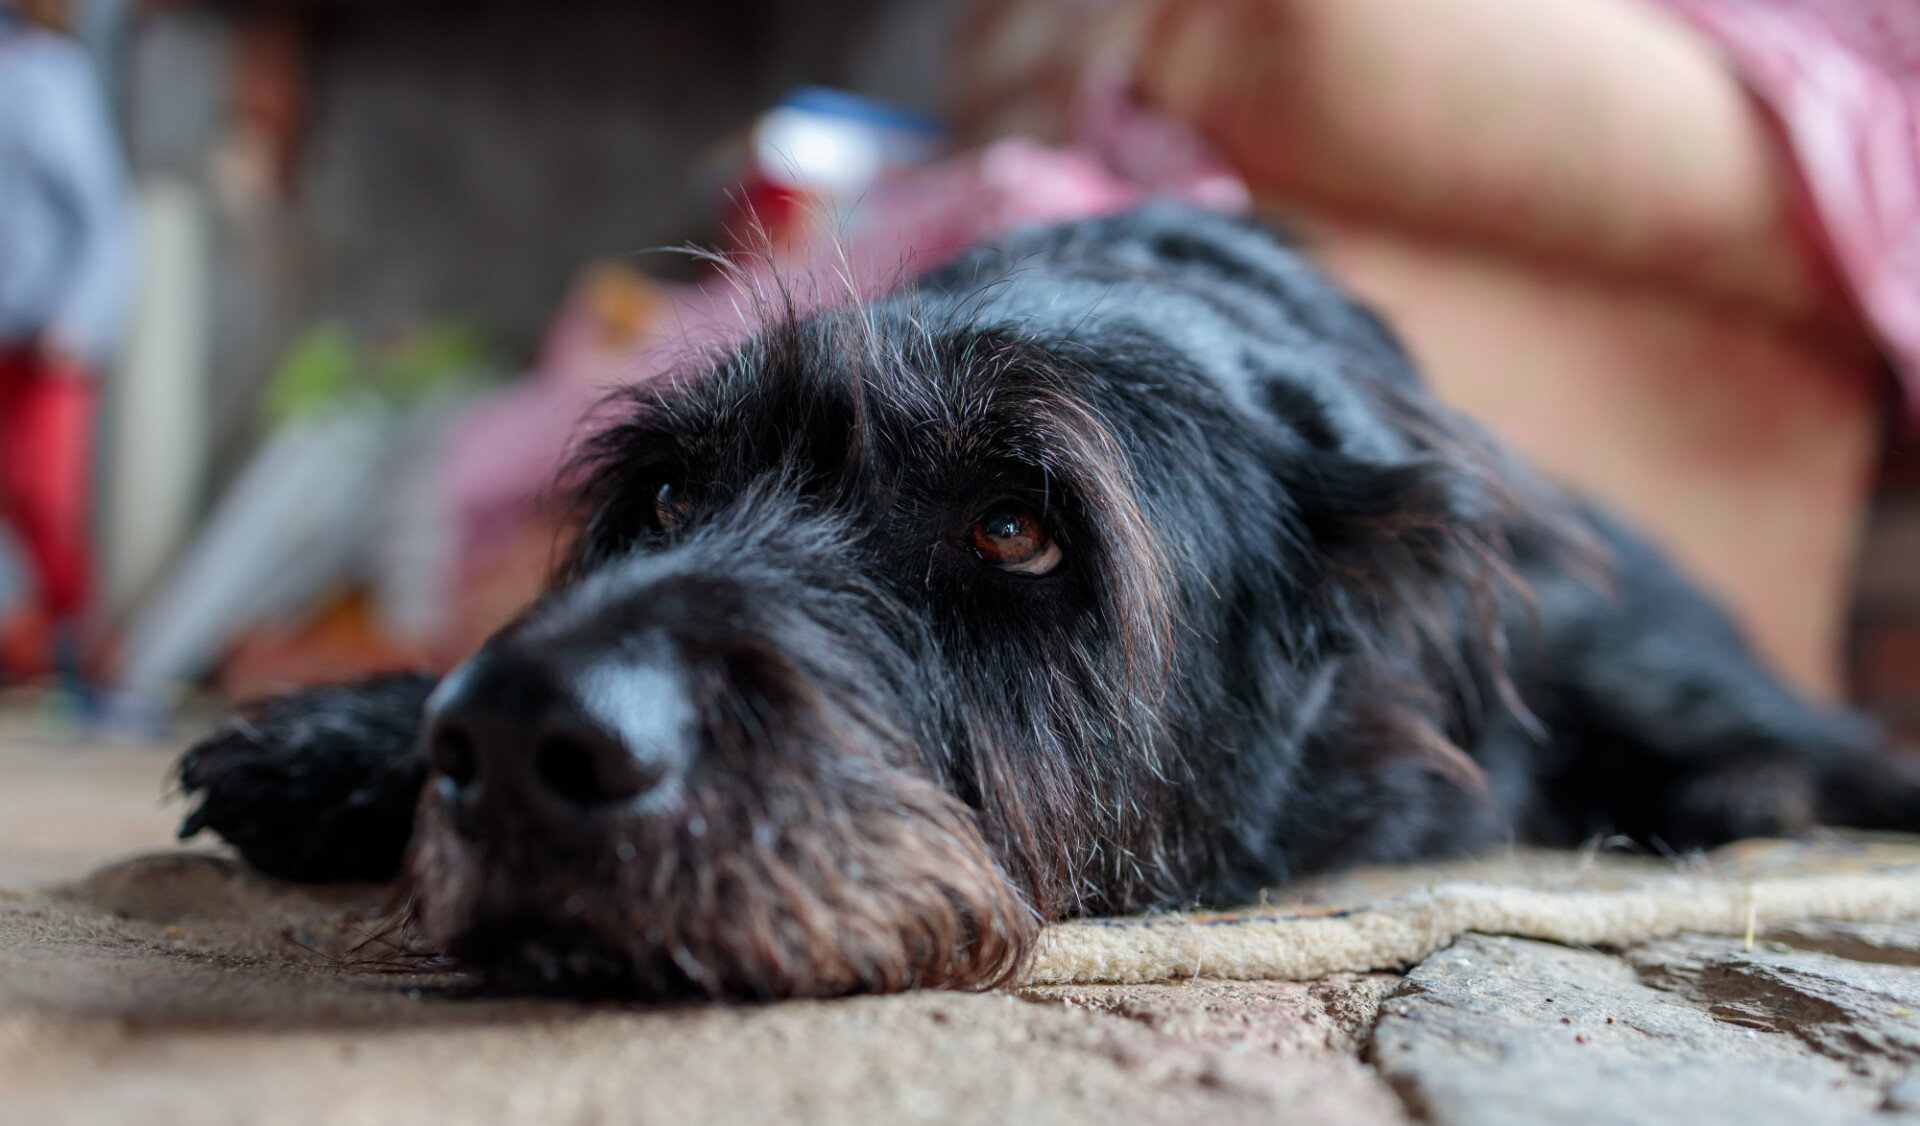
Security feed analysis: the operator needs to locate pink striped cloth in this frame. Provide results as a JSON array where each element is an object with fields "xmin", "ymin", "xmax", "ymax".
[{"xmin": 1650, "ymin": 0, "xmax": 1920, "ymax": 409}]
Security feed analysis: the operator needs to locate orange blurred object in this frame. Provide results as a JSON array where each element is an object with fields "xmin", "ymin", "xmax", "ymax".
[{"xmin": 217, "ymin": 592, "xmax": 435, "ymax": 704}]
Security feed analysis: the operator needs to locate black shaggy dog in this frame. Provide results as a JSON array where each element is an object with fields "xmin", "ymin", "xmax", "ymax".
[{"xmin": 178, "ymin": 203, "xmax": 1920, "ymax": 999}]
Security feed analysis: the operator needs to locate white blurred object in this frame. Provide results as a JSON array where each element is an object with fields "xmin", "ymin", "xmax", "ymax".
[
  {"xmin": 751, "ymin": 87, "xmax": 942, "ymax": 198},
  {"xmin": 369, "ymin": 390, "xmax": 469, "ymax": 645},
  {"xmin": 102, "ymin": 176, "xmax": 209, "ymax": 619},
  {"xmin": 755, "ymin": 106, "xmax": 885, "ymax": 195},
  {"xmin": 116, "ymin": 399, "xmax": 391, "ymax": 703}
]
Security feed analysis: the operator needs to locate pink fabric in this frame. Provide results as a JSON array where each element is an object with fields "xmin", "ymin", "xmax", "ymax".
[{"xmin": 1649, "ymin": 0, "xmax": 1920, "ymax": 412}]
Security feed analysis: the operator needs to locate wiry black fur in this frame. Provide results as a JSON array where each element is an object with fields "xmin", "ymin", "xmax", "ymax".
[{"xmin": 177, "ymin": 204, "xmax": 1920, "ymax": 997}]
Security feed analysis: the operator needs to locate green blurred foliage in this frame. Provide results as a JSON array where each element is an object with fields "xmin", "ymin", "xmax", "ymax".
[{"xmin": 260, "ymin": 321, "xmax": 502, "ymax": 428}]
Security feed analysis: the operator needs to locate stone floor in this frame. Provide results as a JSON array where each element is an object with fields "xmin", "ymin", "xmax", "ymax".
[{"xmin": 6, "ymin": 737, "xmax": 1920, "ymax": 1124}]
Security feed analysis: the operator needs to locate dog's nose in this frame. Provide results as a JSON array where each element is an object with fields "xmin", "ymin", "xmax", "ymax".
[{"xmin": 423, "ymin": 645, "xmax": 697, "ymax": 821}]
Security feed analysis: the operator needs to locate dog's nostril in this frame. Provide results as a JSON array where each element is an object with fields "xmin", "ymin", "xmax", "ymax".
[
  {"xmin": 433, "ymin": 725, "xmax": 479, "ymax": 786},
  {"xmin": 534, "ymin": 731, "xmax": 656, "ymax": 807}
]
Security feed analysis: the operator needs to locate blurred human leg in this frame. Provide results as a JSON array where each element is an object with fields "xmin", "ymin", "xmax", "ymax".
[{"xmin": 0, "ymin": 346, "xmax": 96, "ymax": 680}]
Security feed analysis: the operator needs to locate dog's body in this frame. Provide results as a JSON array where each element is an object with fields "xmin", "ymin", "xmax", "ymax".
[{"xmin": 179, "ymin": 205, "xmax": 1920, "ymax": 998}]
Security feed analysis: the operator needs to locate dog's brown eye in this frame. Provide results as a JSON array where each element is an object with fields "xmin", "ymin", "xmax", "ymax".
[
  {"xmin": 969, "ymin": 503, "xmax": 1062, "ymax": 576},
  {"xmin": 652, "ymin": 482, "xmax": 690, "ymax": 532}
]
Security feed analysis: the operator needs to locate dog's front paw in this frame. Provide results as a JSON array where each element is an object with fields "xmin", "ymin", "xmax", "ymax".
[{"xmin": 177, "ymin": 675, "xmax": 436, "ymax": 883}]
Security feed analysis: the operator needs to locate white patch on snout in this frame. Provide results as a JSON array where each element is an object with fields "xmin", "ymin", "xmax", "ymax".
[
  {"xmin": 423, "ymin": 660, "xmax": 476, "ymax": 719},
  {"xmin": 571, "ymin": 660, "xmax": 699, "ymax": 811}
]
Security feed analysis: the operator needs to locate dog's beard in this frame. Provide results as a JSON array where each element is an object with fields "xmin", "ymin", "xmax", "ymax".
[
  {"xmin": 405, "ymin": 760, "xmax": 1035, "ymax": 999},
  {"xmin": 400, "ymin": 548, "xmax": 1039, "ymax": 1000}
]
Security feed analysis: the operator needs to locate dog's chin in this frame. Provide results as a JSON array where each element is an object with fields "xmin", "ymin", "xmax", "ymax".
[
  {"xmin": 443, "ymin": 919, "xmax": 675, "ymax": 998},
  {"xmin": 402, "ymin": 822, "xmax": 719, "ymax": 1000},
  {"xmin": 400, "ymin": 772, "xmax": 1042, "ymax": 1001}
]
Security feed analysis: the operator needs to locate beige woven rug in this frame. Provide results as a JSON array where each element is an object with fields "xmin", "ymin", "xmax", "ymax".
[{"xmin": 1022, "ymin": 838, "xmax": 1920, "ymax": 985}]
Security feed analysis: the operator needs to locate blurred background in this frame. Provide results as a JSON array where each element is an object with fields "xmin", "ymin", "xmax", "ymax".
[{"xmin": 4, "ymin": 0, "xmax": 1919, "ymax": 740}]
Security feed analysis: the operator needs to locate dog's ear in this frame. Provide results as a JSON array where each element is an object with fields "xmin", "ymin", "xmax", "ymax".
[{"xmin": 1276, "ymin": 368, "xmax": 1605, "ymax": 787}]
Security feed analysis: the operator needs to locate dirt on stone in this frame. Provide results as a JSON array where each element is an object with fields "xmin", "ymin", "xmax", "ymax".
[{"xmin": 1021, "ymin": 974, "xmax": 1400, "ymax": 1054}]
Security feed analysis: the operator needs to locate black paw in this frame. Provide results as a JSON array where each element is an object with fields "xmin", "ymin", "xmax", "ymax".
[
  {"xmin": 177, "ymin": 674, "xmax": 437, "ymax": 883},
  {"xmin": 1665, "ymin": 758, "xmax": 1821, "ymax": 844},
  {"xmin": 1817, "ymin": 746, "xmax": 1920, "ymax": 834}
]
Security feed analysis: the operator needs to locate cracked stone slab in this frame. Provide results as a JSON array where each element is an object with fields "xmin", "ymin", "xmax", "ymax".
[
  {"xmin": 1370, "ymin": 933, "xmax": 1920, "ymax": 1126},
  {"xmin": 1628, "ymin": 935, "xmax": 1920, "ymax": 1085}
]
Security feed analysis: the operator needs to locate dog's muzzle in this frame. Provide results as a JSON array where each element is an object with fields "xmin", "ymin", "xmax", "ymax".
[{"xmin": 401, "ymin": 538, "xmax": 1038, "ymax": 998}]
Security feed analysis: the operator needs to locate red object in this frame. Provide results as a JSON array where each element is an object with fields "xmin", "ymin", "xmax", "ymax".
[
  {"xmin": 0, "ymin": 347, "xmax": 95, "ymax": 620},
  {"xmin": 721, "ymin": 174, "xmax": 811, "ymax": 256}
]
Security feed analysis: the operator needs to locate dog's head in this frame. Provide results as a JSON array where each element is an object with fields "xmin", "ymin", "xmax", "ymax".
[{"xmin": 403, "ymin": 205, "xmax": 1570, "ymax": 998}]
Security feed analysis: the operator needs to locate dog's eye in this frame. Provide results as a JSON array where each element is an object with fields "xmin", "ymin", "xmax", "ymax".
[
  {"xmin": 969, "ymin": 503, "xmax": 1062, "ymax": 576},
  {"xmin": 652, "ymin": 482, "xmax": 690, "ymax": 532}
]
